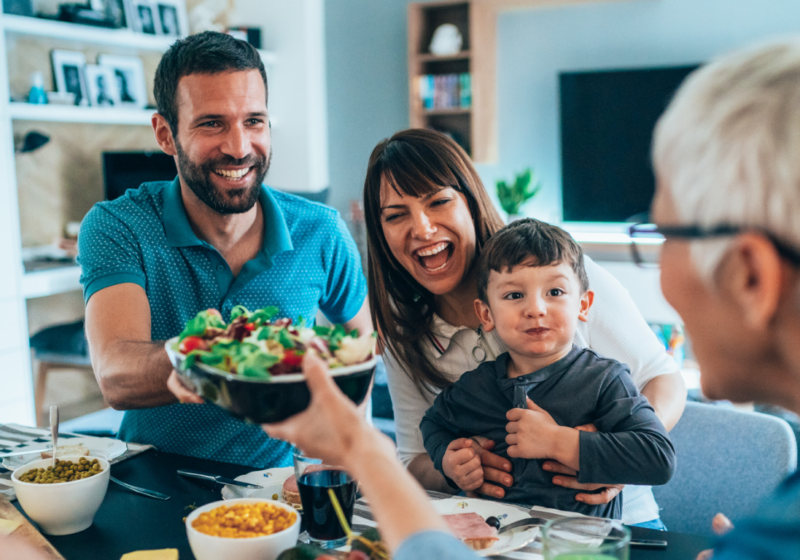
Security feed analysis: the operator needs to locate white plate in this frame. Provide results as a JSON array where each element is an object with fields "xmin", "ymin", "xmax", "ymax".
[
  {"xmin": 1, "ymin": 436, "xmax": 127, "ymax": 470},
  {"xmin": 220, "ymin": 467, "xmax": 295, "ymax": 502},
  {"xmin": 432, "ymin": 497, "xmax": 540, "ymax": 557}
]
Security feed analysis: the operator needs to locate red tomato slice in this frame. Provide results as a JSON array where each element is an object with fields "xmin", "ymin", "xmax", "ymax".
[
  {"xmin": 281, "ymin": 349, "xmax": 304, "ymax": 369},
  {"xmin": 179, "ymin": 336, "xmax": 208, "ymax": 354}
]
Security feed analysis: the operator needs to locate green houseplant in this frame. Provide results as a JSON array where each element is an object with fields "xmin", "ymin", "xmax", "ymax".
[{"xmin": 496, "ymin": 168, "xmax": 541, "ymax": 220}]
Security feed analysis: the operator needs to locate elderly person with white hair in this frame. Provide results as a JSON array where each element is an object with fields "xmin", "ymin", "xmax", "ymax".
[{"xmin": 649, "ymin": 37, "xmax": 800, "ymax": 558}]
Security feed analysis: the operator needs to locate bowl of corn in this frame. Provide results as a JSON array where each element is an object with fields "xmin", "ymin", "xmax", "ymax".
[
  {"xmin": 11, "ymin": 455, "xmax": 110, "ymax": 535},
  {"xmin": 186, "ymin": 498, "xmax": 301, "ymax": 560}
]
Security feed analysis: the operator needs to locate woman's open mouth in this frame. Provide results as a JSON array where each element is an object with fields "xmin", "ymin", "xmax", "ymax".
[
  {"xmin": 213, "ymin": 167, "xmax": 252, "ymax": 182},
  {"xmin": 414, "ymin": 241, "xmax": 454, "ymax": 272}
]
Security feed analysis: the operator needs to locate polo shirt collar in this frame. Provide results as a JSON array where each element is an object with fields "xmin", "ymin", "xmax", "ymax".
[
  {"xmin": 162, "ymin": 178, "xmax": 294, "ymax": 258},
  {"xmin": 497, "ymin": 345, "xmax": 583, "ymax": 391}
]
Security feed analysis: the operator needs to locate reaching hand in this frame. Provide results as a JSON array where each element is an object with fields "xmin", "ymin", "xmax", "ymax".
[
  {"xmin": 505, "ymin": 398, "xmax": 560, "ymax": 459},
  {"xmin": 696, "ymin": 513, "xmax": 734, "ymax": 560},
  {"xmin": 466, "ymin": 437, "xmax": 514, "ymax": 499},
  {"xmin": 442, "ymin": 439, "xmax": 484, "ymax": 492},
  {"xmin": 262, "ymin": 350, "xmax": 382, "ymax": 468}
]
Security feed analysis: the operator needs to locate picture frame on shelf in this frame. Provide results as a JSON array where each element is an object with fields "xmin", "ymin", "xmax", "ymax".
[
  {"xmin": 51, "ymin": 50, "xmax": 89, "ymax": 107},
  {"xmin": 131, "ymin": 0, "xmax": 160, "ymax": 35},
  {"xmin": 98, "ymin": 54, "xmax": 148, "ymax": 109},
  {"xmin": 85, "ymin": 65, "xmax": 121, "ymax": 107},
  {"xmin": 88, "ymin": 0, "xmax": 129, "ymax": 28},
  {"xmin": 154, "ymin": 0, "xmax": 187, "ymax": 37}
]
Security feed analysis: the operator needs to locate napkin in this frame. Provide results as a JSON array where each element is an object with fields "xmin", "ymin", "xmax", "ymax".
[{"xmin": 120, "ymin": 550, "xmax": 178, "ymax": 560}]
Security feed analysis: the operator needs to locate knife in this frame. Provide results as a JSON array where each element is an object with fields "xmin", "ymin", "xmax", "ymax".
[
  {"xmin": 0, "ymin": 447, "xmax": 51, "ymax": 459},
  {"xmin": 498, "ymin": 518, "xmax": 667, "ymax": 548},
  {"xmin": 177, "ymin": 469, "xmax": 263, "ymax": 489}
]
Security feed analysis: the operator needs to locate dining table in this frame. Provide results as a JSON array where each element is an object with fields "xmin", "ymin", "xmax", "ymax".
[{"xmin": 13, "ymin": 449, "xmax": 713, "ymax": 560}]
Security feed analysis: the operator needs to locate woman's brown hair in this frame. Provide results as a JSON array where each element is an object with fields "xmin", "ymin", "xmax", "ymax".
[{"xmin": 363, "ymin": 129, "xmax": 505, "ymax": 392}]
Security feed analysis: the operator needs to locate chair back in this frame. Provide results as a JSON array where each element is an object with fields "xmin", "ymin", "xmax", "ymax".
[{"xmin": 652, "ymin": 402, "xmax": 797, "ymax": 536}]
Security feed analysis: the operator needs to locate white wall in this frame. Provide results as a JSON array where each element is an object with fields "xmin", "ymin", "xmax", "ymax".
[{"xmin": 231, "ymin": 0, "xmax": 329, "ymax": 193}]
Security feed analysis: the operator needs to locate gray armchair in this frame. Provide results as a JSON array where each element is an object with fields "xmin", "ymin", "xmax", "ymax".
[{"xmin": 652, "ymin": 402, "xmax": 797, "ymax": 536}]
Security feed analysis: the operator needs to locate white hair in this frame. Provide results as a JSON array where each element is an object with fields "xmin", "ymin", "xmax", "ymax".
[{"xmin": 653, "ymin": 37, "xmax": 800, "ymax": 280}]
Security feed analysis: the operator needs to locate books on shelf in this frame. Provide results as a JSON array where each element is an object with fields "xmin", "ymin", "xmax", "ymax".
[{"xmin": 417, "ymin": 73, "xmax": 471, "ymax": 111}]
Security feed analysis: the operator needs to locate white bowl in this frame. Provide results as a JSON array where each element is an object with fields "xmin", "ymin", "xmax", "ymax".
[
  {"xmin": 186, "ymin": 498, "xmax": 301, "ymax": 560},
  {"xmin": 12, "ymin": 455, "xmax": 110, "ymax": 535}
]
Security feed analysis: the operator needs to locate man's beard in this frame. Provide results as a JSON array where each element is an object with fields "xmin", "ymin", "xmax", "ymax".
[{"xmin": 174, "ymin": 140, "xmax": 271, "ymax": 214}]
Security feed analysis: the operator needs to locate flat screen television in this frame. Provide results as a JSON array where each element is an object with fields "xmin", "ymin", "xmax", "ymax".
[
  {"xmin": 103, "ymin": 151, "xmax": 178, "ymax": 201},
  {"xmin": 559, "ymin": 64, "xmax": 699, "ymax": 223}
]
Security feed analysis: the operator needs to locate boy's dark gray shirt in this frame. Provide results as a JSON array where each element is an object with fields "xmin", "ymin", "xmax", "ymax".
[{"xmin": 420, "ymin": 346, "xmax": 676, "ymax": 519}]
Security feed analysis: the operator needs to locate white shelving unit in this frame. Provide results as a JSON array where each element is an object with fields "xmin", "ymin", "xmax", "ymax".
[{"xmin": 0, "ymin": 12, "xmax": 277, "ymax": 425}]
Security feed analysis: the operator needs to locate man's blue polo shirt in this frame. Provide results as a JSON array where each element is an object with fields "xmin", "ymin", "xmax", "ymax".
[{"xmin": 78, "ymin": 179, "xmax": 367, "ymax": 467}]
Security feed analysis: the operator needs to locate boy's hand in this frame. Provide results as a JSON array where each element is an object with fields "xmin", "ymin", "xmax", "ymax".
[
  {"xmin": 506, "ymin": 398, "xmax": 562, "ymax": 459},
  {"xmin": 442, "ymin": 438, "xmax": 484, "ymax": 492}
]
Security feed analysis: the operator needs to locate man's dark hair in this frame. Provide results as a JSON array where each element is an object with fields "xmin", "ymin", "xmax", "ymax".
[
  {"xmin": 476, "ymin": 218, "xmax": 589, "ymax": 302},
  {"xmin": 154, "ymin": 31, "xmax": 268, "ymax": 135}
]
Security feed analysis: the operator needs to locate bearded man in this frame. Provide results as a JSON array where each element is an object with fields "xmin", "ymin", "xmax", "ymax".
[{"xmin": 79, "ymin": 32, "xmax": 371, "ymax": 467}]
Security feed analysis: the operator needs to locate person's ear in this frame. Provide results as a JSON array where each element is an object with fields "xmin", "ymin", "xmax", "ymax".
[
  {"xmin": 152, "ymin": 113, "xmax": 178, "ymax": 157},
  {"xmin": 474, "ymin": 299, "xmax": 496, "ymax": 332},
  {"xmin": 719, "ymin": 233, "xmax": 783, "ymax": 329},
  {"xmin": 578, "ymin": 290, "xmax": 594, "ymax": 323}
]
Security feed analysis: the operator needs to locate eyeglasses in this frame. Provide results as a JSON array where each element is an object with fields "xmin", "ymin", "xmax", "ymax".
[{"xmin": 628, "ymin": 223, "xmax": 800, "ymax": 268}]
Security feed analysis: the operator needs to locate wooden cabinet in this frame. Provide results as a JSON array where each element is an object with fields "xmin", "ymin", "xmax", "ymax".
[{"xmin": 408, "ymin": 0, "xmax": 497, "ymax": 163}]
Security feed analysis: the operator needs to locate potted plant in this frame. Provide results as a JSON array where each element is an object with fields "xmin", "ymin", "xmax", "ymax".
[{"xmin": 496, "ymin": 168, "xmax": 541, "ymax": 222}]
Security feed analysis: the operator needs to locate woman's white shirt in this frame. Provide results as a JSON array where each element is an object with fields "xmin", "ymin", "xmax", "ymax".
[{"xmin": 384, "ymin": 256, "xmax": 679, "ymax": 525}]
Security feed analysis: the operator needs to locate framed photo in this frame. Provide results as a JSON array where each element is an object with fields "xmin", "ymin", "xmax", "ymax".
[
  {"xmin": 85, "ymin": 65, "xmax": 121, "ymax": 107},
  {"xmin": 155, "ymin": 0, "xmax": 187, "ymax": 37},
  {"xmin": 51, "ymin": 50, "xmax": 88, "ymax": 107},
  {"xmin": 98, "ymin": 54, "xmax": 148, "ymax": 109},
  {"xmin": 131, "ymin": 0, "xmax": 160, "ymax": 35},
  {"xmin": 88, "ymin": 0, "xmax": 128, "ymax": 28}
]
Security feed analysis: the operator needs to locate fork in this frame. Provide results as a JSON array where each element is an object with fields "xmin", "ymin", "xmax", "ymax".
[{"xmin": 110, "ymin": 476, "xmax": 171, "ymax": 500}]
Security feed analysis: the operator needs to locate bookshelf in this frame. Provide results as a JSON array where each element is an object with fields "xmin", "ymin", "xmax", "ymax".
[{"xmin": 408, "ymin": 1, "xmax": 497, "ymax": 162}]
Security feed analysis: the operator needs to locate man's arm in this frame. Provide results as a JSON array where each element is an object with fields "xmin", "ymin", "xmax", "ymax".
[
  {"xmin": 641, "ymin": 372, "xmax": 687, "ymax": 431},
  {"xmin": 343, "ymin": 300, "xmax": 373, "ymax": 335},
  {"xmin": 86, "ymin": 283, "xmax": 177, "ymax": 409}
]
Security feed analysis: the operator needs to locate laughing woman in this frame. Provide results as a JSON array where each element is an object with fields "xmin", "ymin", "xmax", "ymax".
[{"xmin": 364, "ymin": 128, "xmax": 686, "ymax": 529}]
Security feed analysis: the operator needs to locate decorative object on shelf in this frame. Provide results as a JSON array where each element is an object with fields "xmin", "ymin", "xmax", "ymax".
[
  {"xmin": 46, "ymin": 91, "xmax": 76, "ymax": 105},
  {"xmin": 89, "ymin": 0, "xmax": 130, "ymax": 28},
  {"xmin": 98, "ymin": 54, "xmax": 148, "ymax": 108},
  {"xmin": 2, "ymin": 0, "xmax": 33, "ymax": 17},
  {"xmin": 496, "ymin": 168, "xmax": 541, "ymax": 221},
  {"xmin": 417, "ymin": 72, "xmax": 471, "ymax": 111},
  {"xmin": 28, "ymin": 72, "xmax": 47, "ymax": 105},
  {"xmin": 131, "ymin": 0, "xmax": 159, "ymax": 34},
  {"xmin": 429, "ymin": 23, "xmax": 462, "ymax": 56},
  {"xmin": 187, "ymin": 0, "xmax": 233, "ymax": 34},
  {"xmin": 51, "ymin": 49, "xmax": 89, "ymax": 107},
  {"xmin": 226, "ymin": 26, "xmax": 261, "ymax": 49},
  {"xmin": 155, "ymin": 0, "xmax": 187, "ymax": 36},
  {"xmin": 14, "ymin": 131, "xmax": 50, "ymax": 154},
  {"xmin": 57, "ymin": 3, "xmax": 118, "ymax": 27},
  {"xmin": 85, "ymin": 65, "xmax": 121, "ymax": 107}
]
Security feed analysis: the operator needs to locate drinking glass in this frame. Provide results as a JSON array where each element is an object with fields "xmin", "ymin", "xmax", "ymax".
[
  {"xmin": 293, "ymin": 449, "xmax": 356, "ymax": 549},
  {"xmin": 542, "ymin": 517, "xmax": 631, "ymax": 560}
]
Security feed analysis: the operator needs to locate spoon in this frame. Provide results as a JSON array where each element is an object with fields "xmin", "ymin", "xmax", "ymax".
[{"xmin": 49, "ymin": 405, "xmax": 59, "ymax": 469}]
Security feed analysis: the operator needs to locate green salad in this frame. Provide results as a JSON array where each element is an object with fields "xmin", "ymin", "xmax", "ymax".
[{"xmin": 174, "ymin": 305, "xmax": 375, "ymax": 379}]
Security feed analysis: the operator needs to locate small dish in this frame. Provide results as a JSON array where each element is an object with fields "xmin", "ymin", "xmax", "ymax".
[
  {"xmin": 186, "ymin": 498, "xmax": 301, "ymax": 560},
  {"xmin": 12, "ymin": 455, "xmax": 110, "ymax": 535},
  {"xmin": 221, "ymin": 467, "xmax": 294, "ymax": 502}
]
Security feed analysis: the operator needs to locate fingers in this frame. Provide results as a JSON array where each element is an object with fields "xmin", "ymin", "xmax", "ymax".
[
  {"xmin": 483, "ymin": 466, "xmax": 513, "ymax": 488},
  {"xmin": 301, "ymin": 350, "xmax": 336, "ymax": 395},
  {"xmin": 459, "ymin": 467, "xmax": 485, "ymax": 491},
  {"xmin": 505, "ymin": 421, "xmax": 519, "ymax": 434},
  {"xmin": 473, "ymin": 436, "xmax": 496, "ymax": 452},
  {"xmin": 470, "ymin": 440, "xmax": 512, "ymax": 472},
  {"xmin": 526, "ymin": 398, "xmax": 544, "ymax": 411},
  {"xmin": 507, "ymin": 444, "xmax": 522, "ymax": 458},
  {"xmin": 542, "ymin": 461, "xmax": 578, "ymax": 476},
  {"xmin": 167, "ymin": 370, "xmax": 203, "ymax": 404},
  {"xmin": 505, "ymin": 433, "xmax": 518, "ymax": 447},
  {"xmin": 575, "ymin": 485, "xmax": 623, "ymax": 505},
  {"xmin": 575, "ymin": 423, "xmax": 598, "ymax": 433},
  {"xmin": 696, "ymin": 549, "xmax": 714, "ymax": 560},
  {"xmin": 477, "ymin": 480, "xmax": 506, "ymax": 499},
  {"xmin": 712, "ymin": 513, "xmax": 734, "ymax": 535},
  {"xmin": 448, "ymin": 438, "xmax": 476, "ymax": 452}
]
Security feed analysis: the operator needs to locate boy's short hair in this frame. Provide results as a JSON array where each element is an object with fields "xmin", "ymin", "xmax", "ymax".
[
  {"xmin": 154, "ymin": 31, "xmax": 268, "ymax": 136},
  {"xmin": 476, "ymin": 218, "xmax": 589, "ymax": 302}
]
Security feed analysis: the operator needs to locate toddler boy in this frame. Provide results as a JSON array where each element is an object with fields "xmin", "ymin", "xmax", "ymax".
[{"xmin": 420, "ymin": 219, "xmax": 675, "ymax": 518}]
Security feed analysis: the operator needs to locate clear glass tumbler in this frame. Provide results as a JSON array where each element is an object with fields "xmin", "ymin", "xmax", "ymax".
[
  {"xmin": 293, "ymin": 449, "xmax": 356, "ymax": 549},
  {"xmin": 542, "ymin": 517, "xmax": 631, "ymax": 560}
]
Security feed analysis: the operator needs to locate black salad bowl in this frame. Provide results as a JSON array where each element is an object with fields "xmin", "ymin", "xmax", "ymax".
[{"xmin": 165, "ymin": 338, "xmax": 376, "ymax": 424}]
